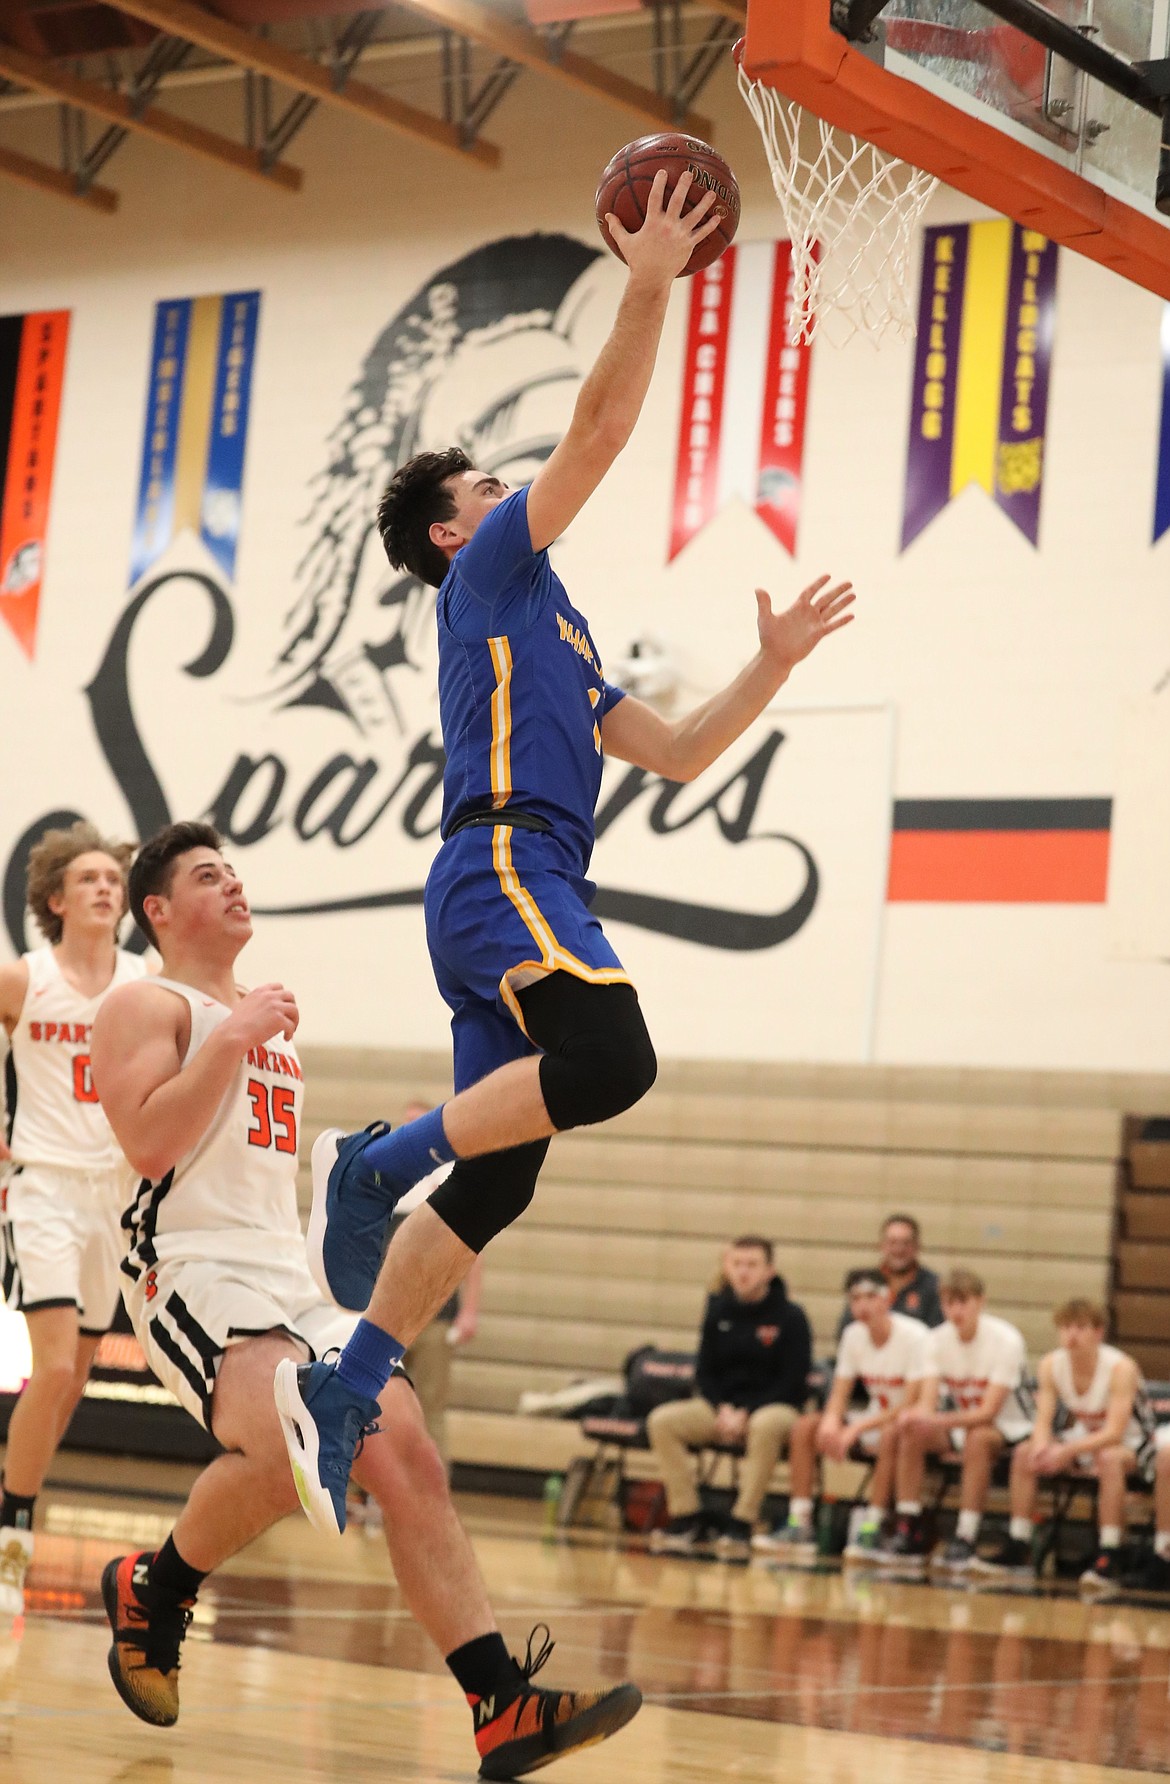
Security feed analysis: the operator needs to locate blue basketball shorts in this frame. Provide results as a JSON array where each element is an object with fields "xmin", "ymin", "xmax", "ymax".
[{"xmin": 424, "ymin": 823, "xmax": 630, "ymax": 1092}]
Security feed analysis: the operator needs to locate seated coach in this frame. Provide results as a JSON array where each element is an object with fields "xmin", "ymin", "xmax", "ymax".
[{"xmin": 647, "ymin": 1237, "xmax": 812, "ymax": 1560}]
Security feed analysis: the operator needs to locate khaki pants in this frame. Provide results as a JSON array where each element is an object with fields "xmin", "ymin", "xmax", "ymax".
[
  {"xmin": 403, "ymin": 1320, "xmax": 453, "ymax": 1470},
  {"xmin": 646, "ymin": 1397, "xmax": 798, "ymax": 1523}
]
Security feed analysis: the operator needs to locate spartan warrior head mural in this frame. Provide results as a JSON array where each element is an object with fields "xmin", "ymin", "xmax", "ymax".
[{"xmin": 269, "ymin": 234, "xmax": 605, "ymax": 735}]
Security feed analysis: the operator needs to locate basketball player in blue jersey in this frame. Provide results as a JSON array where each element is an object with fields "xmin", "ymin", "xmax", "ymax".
[{"xmin": 277, "ymin": 169, "xmax": 856, "ymax": 1549}]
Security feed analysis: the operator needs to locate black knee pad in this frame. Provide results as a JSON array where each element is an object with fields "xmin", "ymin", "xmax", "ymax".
[
  {"xmin": 427, "ymin": 1138, "xmax": 550, "ymax": 1254},
  {"xmin": 520, "ymin": 974, "xmax": 658, "ymax": 1132}
]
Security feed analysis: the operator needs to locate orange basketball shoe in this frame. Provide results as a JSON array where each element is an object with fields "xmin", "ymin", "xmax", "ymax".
[
  {"xmin": 473, "ymin": 1626, "xmax": 642, "ymax": 1780},
  {"xmin": 101, "ymin": 1551, "xmax": 194, "ymax": 1726}
]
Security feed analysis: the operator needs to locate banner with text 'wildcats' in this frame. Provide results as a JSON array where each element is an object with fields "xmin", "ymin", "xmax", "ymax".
[
  {"xmin": 902, "ymin": 222, "xmax": 1057, "ymax": 550},
  {"xmin": 0, "ymin": 310, "xmax": 70, "ymax": 661},
  {"xmin": 130, "ymin": 291, "xmax": 260, "ymax": 587},
  {"xmin": 669, "ymin": 241, "xmax": 813, "ymax": 561}
]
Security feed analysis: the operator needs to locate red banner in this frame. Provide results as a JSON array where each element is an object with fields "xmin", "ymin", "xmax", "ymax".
[
  {"xmin": 669, "ymin": 254, "xmax": 735, "ymax": 562},
  {"xmin": 668, "ymin": 242, "xmax": 813, "ymax": 562},
  {"xmin": 755, "ymin": 243, "xmax": 813, "ymax": 554},
  {"xmin": 0, "ymin": 310, "xmax": 70, "ymax": 660}
]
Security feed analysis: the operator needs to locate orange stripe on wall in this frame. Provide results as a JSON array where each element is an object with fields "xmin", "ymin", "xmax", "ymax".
[{"xmin": 887, "ymin": 830, "xmax": 1111, "ymax": 903}]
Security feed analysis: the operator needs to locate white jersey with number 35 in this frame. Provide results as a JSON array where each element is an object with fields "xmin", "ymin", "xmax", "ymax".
[
  {"xmin": 122, "ymin": 979, "xmax": 306, "ymax": 1273},
  {"xmin": 10, "ymin": 945, "xmax": 148, "ymax": 1170}
]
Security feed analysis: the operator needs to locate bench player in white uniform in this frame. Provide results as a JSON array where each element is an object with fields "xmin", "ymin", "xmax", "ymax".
[
  {"xmin": 876, "ymin": 1269, "xmax": 1032, "ymax": 1573},
  {"xmin": 0, "ymin": 821, "xmax": 145, "ymax": 1616},
  {"xmin": 974, "ymin": 1297, "xmax": 1148, "ymax": 1594},
  {"xmin": 756, "ymin": 1270, "xmax": 929, "ymax": 1562},
  {"xmin": 90, "ymin": 821, "xmax": 640, "ymax": 1778}
]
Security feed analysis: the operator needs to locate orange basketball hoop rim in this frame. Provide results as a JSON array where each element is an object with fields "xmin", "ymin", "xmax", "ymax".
[{"xmin": 742, "ymin": 0, "xmax": 1170, "ymax": 301}]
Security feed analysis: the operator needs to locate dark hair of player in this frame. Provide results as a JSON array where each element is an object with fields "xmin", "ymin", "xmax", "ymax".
[
  {"xmin": 845, "ymin": 1267, "xmax": 887, "ymax": 1296},
  {"xmin": 376, "ymin": 447, "xmax": 474, "ymax": 589},
  {"xmin": 130, "ymin": 820, "xmax": 224, "ymax": 950},
  {"xmin": 731, "ymin": 1234, "xmax": 774, "ymax": 1263}
]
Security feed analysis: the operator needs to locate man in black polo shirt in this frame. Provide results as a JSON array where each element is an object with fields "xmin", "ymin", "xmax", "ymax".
[
  {"xmin": 836, "ymin": 1213, "xmax": 943, "ymax": 1339},
  {"xmin": 647, "ymin": 1236, "xmax": 812, "ymax": 1560}
]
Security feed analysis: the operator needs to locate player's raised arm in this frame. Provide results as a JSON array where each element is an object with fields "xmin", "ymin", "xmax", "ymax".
[
  {"xmin": 92, "ymin": 979, "xmax": 298, "ymax": 1180},
  {"xmin": 603, "ymin": 576, "xmax": 855, "ymax": 782},
  {"xmin": 525, "ymin": 171, "xmax": 719, "ymax": 554}
]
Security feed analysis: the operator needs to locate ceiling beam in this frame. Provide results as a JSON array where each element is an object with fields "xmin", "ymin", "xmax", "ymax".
[
  {"xmin": 698, "ymin": 0, "xmax": 746, "ymax": 25},
  {"xmin": 112, "ymin": 0, "xmax": 499, "ymax": 166},
  {"xmin": 0, "ymin": 41, "xmax": 302, "ymax": 189},
  {"xmin": 395, "ymin": 0, "xmax": 714, "ymax": 136},
  {"xmin": 0, "ymin": 140, "xmax": 119, "ymax": 211}
]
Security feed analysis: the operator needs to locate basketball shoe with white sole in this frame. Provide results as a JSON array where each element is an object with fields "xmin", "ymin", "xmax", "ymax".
[{"xmin": 274, "ymin": 1355, "xmax": 381, "ymax": 1537}]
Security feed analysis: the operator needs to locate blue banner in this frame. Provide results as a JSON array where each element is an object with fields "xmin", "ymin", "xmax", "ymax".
[
  {"xmin": 202, "ymin": 290, "xmax": 261, "ymax": 581},
  {"xmin": 129, "ymin": 299, "xmax": 190, "ymax": 589}
]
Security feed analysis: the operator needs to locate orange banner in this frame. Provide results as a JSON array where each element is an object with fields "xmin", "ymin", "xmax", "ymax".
[{"xmin": 0, "ymin": 310, "xmax": 70, "ymax": 660}]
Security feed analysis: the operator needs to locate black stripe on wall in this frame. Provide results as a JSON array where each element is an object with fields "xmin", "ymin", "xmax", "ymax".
[
  {"xmin": 892, "ymin": 798, "xmax": 1113, "ymax": 833},
  {"xmin": 0, "ymin": 313, "xmax": 25, "ymax": 504}
]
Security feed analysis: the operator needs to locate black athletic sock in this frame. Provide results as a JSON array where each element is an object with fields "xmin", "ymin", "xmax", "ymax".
[
  {"xmin": 0, "ymin": 1478, "xmax": 36, "ymax": 1533},
  {"xmin": 147, "ymin": 1534, "xmax": 207, "ymax": 1604},
  {"xmin": 446, "ymin": 1631, "xmax": 526, "ymax": 1719}
]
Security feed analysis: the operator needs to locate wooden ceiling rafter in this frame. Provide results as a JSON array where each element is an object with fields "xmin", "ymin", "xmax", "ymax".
[
  {"xmin": 390, "ymin": 0, "xmax": 715, "ymax": 135},
  {"xmin": 0, "ymin": 136, "xmax": 119, "ymax": 209},
  {"xmin": 0, "ymin": 39, "xmax": 304, "ymax": 186},
  {"xmin": 110, "ymin": 0, "xmax": 500, "ymax": 166}
]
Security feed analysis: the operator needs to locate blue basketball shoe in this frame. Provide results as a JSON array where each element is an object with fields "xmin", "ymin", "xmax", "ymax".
[
  {"xmin": 274, "ymin": 1357, "xmax": 381, "ymax": 1538},
  {"xmin": 307, "ymin": 1122, "xmax": 408, "ymax": 1312}
]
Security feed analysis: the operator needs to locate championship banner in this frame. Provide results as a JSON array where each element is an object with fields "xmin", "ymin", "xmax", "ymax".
[
  {"xmin": 902, "ymin": 222, "xmax": 1057, "ymax": 550},
  {"xmin": 0, "ymin": 309, "xmax": 70, "ymax": 660},
  {"xmin": 669, "ymin": 241, "xmax": 813, "ymax": 560},
  {"xmin": 129, "ymin": 290, "xmax": 261, "ymax": 587},
  {"xmin": 1154, "ymin": 304, "xmax": 1170, "ymax": 543}
]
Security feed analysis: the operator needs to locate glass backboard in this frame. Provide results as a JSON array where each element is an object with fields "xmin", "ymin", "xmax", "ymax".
[{"xmin": 877, "ymin": 0, "xmax": 1170, "ymax": 222}]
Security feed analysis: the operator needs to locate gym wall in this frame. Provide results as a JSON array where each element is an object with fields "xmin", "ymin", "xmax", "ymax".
[{"xmin": 0, "ymin": 63, "xmax": 1166, "ymax": 1072}]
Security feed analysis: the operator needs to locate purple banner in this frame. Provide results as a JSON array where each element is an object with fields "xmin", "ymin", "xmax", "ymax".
[
  {"xmin": 1154, "ymin": 304, "xmax": 1170, "ymax": 544},
  {"xmin": 902, "ymin": 225, "xmax": 969, "ymax": 550},
  {"xmin": 993, "ymin": 228, "xmax": 1057, "ymax": 545}
]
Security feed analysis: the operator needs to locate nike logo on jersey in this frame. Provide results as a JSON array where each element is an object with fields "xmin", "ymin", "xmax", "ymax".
[{"xmin": 428, "ymin": 1146, "xmax": 446, "ymax": 1165}]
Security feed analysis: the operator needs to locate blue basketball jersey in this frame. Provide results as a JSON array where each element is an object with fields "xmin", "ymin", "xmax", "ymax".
[{"xmin": 435, "ymin": 487, "xmax": 625, "ymax": 873}]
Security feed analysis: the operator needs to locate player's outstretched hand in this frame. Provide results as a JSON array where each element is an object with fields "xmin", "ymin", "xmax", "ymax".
[
  {"xmin": 228, "ymin": 982, "xmax": 300, "ymax": 1048},
  {"xmin": 606, "ymin": 169, "xmax": 721, "ymax": 287},
  {"xmin": 757, "ymin": 575, "xmax": 855, "ymax": 673}
]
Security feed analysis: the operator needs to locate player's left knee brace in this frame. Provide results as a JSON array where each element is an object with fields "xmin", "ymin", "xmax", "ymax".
[
  {"xmin": 532, "ymin": 984, "xmax": 658, "ymax": 1131},
  {"xmin": 427, "ymin": 1138, "xmax": 550, "ymax": 1254}
]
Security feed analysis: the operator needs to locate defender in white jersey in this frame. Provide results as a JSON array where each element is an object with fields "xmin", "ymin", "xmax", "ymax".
[
  {"xmin": 89, "ymin": 821, "xmax": 641, "ymax": 1778},
  {"xmin": 0, "ymin": 820, "xmax": 143, "ymax": 1617},
  {"xmin": 759, "ymin": 1271, "xmax": 929, "ymax": 1564},
  {"xmin": 975, "ymin": 1297, "xmax": 1149, "ymax": 1595},
  {"xmin": 877, "ymin": 1270, "xmax": 1032, "ymax": 1574}
]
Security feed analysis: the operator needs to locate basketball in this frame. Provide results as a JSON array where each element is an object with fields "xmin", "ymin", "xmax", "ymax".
[{"xmin": 594, "ymin": 133, "xmax": 740, "ymax": 277}]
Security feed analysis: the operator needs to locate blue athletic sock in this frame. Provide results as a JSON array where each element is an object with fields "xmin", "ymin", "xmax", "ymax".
[
  {"xmin": 335, "ymin": 1318, "xmax": 405, "ymax": 1400},
  {"xmin": 363, "ymin": 1104, "xmax": 456, "ymax": 1191}
]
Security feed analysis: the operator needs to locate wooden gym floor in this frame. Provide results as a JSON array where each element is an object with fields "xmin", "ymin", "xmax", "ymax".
[{"xmin": 5, "ymin": 1478, "xmax": 1170, "ymax": 1783}]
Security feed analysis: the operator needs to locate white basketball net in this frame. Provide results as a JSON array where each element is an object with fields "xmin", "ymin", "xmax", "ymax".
[{"xmin": 737, "ymin": 63, "xmax": 937, "ymax": 346}]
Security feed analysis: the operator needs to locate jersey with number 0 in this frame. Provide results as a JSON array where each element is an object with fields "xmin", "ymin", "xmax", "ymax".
[
  {"xmin": 436, "ymin": 486, "xmax": 626, "ymax": 876},
  {"xmin": 1049, "ymin": 1342, "xmax": 1147, "ymax": 1452},
  {"xmin": 927, "ymin": 1313, "xmax": 1033, "ymax": 1441},
  {"xmin": 122, "ymin": 979, "xmax": 305, "ymax": 1272},
  {"xmin": 10, "ymin": 945, "xmax": 147, "ymax": 1170},
  {"xmin": 835, "ymin": 1311, "xmax": 930, "ymax": 1415}
]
